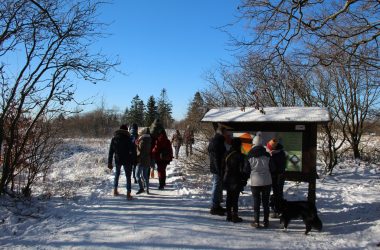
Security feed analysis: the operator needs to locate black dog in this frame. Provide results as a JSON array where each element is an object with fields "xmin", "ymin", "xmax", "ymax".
[{"xmin": 279, "ymin": 199, "xmax": 323, "ymax": 235}]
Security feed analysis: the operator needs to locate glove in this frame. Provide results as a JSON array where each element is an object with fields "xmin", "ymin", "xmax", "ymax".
[{"xmin": 107, "ymin": 163, "xmax": 113, "ymax": 170}]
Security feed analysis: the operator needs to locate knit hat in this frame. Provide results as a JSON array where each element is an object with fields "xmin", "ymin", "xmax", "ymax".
[
  {"xmin": 132, "ymin": 123, "xmax": 138, "ymax": 130},
  {"xmin": 231, "ymin": 137, "xmax": 241, "ymax": 151},
  {"xmin": 120, "ymin": 124, "xmax": 128, "ymax": 130},
  {"xmin": 252, "ymin": 134, "xmax": 263, "ymax": 147},
  {"xmin": 267, "ymin": 138, "xmax": 278, "ymax": 151}
]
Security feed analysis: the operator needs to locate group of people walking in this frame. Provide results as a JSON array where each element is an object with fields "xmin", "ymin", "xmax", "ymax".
[
  {"xmin": 208, "ymin": 126, "xmax": 286, "ymax": 228},
  {"xmin": 108, "ymin": 121, "xmax": 286, "ymax": 228},
  {"xmin": 108, "ymin": 120, "xmax": 174, "ymax": 200},
  {"xmin": 170, "ymin": 125, "xmax": 195, "ymax": 159}
]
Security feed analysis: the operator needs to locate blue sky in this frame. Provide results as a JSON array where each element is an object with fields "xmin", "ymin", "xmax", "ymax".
[{"xmin": 74, "ymin": 0, "xmax": 243, "ymax": 120}]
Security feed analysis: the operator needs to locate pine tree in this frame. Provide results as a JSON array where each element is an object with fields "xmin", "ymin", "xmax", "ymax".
[
  {"xmin": 121, "ymin": 107, "xmax": 129, "ymax": 124},
  {"xmin": 145, "ymin": 95, "xmax": 158, "ymax": 127},
  {"xmin": 157, "ymin": 88, "xmax": 173, "ymax": 128},
  {"xmin": 128, "ymin": 95, "xmax": 145, "ymax": 126},
  {"xmin": 185, "ymin": 91, "xmax": 205, "ymax": 130}
]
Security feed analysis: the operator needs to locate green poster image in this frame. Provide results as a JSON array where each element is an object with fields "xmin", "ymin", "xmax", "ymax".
[
  {"xmin": 235, "ymin": 131, "xmax": 303, "ymax": 172},
  {"xmin": 278, "ymin": 132, "xmax": 303, "ymax": 172}
]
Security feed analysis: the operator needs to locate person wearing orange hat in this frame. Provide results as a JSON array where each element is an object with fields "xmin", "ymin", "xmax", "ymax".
[{"xmin": 266, "ymin": 138, "xmax": 286, "ymax": 218}]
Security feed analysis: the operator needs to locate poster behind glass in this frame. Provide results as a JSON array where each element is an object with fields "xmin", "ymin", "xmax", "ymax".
[{"xmin": 233, "ymin": 131, "xmax": 303, "ymax": 172}]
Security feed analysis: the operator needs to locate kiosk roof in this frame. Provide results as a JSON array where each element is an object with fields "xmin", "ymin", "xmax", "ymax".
[{"xmin": 201, "ymin": 107, "xmax": 330, "ymax": 123}]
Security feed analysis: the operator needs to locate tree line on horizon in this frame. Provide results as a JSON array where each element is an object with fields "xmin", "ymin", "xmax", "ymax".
[{"xmin": 55, "ymin": 89, "xmax": 207, "ymax": 138}]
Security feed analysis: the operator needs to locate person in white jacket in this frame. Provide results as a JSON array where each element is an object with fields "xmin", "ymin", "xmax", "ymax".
[{"xmin": 247, "ymin": 133, "xmax": 272, "ymax": 228}]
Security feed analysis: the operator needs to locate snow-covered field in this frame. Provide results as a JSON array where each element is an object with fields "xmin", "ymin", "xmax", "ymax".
[{"xmin": 1, "ymin": 138, "xmax": 379, "ymax": 249}]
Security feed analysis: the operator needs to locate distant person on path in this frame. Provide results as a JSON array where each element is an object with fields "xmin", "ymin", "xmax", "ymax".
[
  {"xmin": 135, "ymin": 127, "xmax": 152, "ymax": 195},
  {"xmin": 129, "ymin": 123, "xmax": 138, "ymax": 184},
  {"xmin": 223, "ymin": 138, "xmax": 250, "ymax": 223},
  {"xmin": 208, "ymin": 125, "xmax": 230, "ymax": 216},
  {"xmin": 247, "ymin": 133, "xmax": 272, "ymax": 228},
  {"xmin": 183, "ymin": 125, "xmax": 194, "ymax": 157},
  {"xmin": 152, "ymin": 130, "xmax": 173, "ymax": 190},
  {"xmin": 266, "ymin": 138, "xmax": 287, "ymax": 218},
  {"xmin": 171, "ymin": 129, "xmax": 183, "ymax": 159},
  {"xmin": 108, "ymin": 124, "xmax": 134, "ymax": 200}
]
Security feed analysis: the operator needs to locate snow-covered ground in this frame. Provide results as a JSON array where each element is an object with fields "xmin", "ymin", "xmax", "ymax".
[{"xmin": 1, "ymin": 138, "xmax": 379, "ymax": 249}]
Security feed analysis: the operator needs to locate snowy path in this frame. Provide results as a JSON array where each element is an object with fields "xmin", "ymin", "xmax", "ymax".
[
  {"xmin": 2, "ymin": 165, "xmax": 377, "ymax": 250},
  {"xmin": 1, "ymin": 139, "xmax": 379, "ymax": 249},
  {"xmin": 0, "ymin": 175, "xmax": 333, "ymax": 249}
]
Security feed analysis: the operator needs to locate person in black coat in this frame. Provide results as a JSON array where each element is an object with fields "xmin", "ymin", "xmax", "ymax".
[
  {"xmin": 223, "ymin": 138, "xmax": 250, "ymax": 223},
  {"xmin": 108, "ymin": 124, "xmax": 134, "ymax": 199},
  {"xmin": 208, "ymin": 125, "xmax": 230, "ymax": 216},
  {"xmin": 267, "ymin": 138, "xmax": 287, "ymax": 217}
]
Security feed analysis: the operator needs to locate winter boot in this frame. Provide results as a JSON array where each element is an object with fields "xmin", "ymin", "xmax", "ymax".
[
  {"xmin": 158, "ymin": 178, "xmax": 164, "ymax": 190},
  {"xmin": 251, "ymin": 217, "xmax": 260, "ymax": 228},
  {"xmin": 263, "ymin": 220, "xmax": 269, "ymax": 228},
  {"xmin": 126, "ymin": 191, "xmax": 133, "ymax": 200},
  {"xmin": 113, "ymin": 188, "xmax": 119, "ymax": 196},
  {"xmin": 136, "ymin": 188, "xmax": 145, "ymax": 195},
  {"xmin": 210, "ymin": 206, "xmax": 225, "ymax": 216},
  {"xmin": 226, "ymin": 210, "xmax": 232, "ymax": 222},
  {"xmin": 232, "ymin": 212, "xmax": 243, "ymax": 223},
  {"xmin": 250, "ymin": 221, "xmax": 260, "ymax": 228}
]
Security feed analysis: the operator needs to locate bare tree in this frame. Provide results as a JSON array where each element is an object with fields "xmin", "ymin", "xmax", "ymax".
[
  {"xmin": 295, "ymin": 48, "xmax": 380, "ymax": 165},
  {"xmin": 202, "ymin": 55, "xmax": 303, "ymax": 110},
  {"xmin": 0, "ymin": 0, "xmax": 117, "ymax": 195},
  {"xmin": 332, "ymin": 58, "xmax": 380, "ymax": 159},
  {"xmin": 236, "ymin": 0, "xmax": 380, "ymax": 69}
]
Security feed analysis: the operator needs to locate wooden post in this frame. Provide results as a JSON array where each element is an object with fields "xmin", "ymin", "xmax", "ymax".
[{"xmin": 308, "ymin": 179, "xmax": 316, "ymax": 204}]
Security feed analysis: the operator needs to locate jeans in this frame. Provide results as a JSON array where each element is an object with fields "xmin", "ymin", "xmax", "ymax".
[
  {"xmin": 114, "ymin": 164, "xmax": 132, "ymax": 192},
  {"xmin": 174, "ymin": 145, "xmax": 180, "ymax": 159},
  {"xmin": 251, "ymin": 185, "xmax": 271, "ymax": 223},
  {"xmin": 185, "ymin": 143, "xmax": 192, "ymax": 157},
  {"xmin": 136, "ymin": 164, "xmax": 150, "ymax": 191},
  {"xmin": 211, "ymin": 174, "xmax": 223, "ymax": 208}
]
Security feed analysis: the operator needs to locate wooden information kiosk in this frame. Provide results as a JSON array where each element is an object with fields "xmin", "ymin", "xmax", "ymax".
[{"xmin": 201, "ymin": 107, "xmax": 330, "ymax": 203}]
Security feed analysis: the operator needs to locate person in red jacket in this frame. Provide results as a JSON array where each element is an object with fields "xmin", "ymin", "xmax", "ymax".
[{"xmin": 152, "ymin": 130, "xmax": 173, "ymax": 189}]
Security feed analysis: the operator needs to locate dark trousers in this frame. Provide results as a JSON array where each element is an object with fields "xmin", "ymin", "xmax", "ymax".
[
  {"xmin": 251, "ymin": 185, "xmax": 271, "ymax": 223},
  {"xmin": 226, "ymin": 188, "xmax": 240, "ymax": 214},
  {"xmin": 174, "ymin": 145, "xmax": 180, "ymax": 159},
  {"xmin": 132, "ymin": 164, "xmax": 137, "ymax": 181},
  {"xmin": 157, "ymin": 162, "xmax": 168, "ymax": 187},
  {"xmin": 271, "ymin": 174, "xmax": 285, "ymax": 213}
]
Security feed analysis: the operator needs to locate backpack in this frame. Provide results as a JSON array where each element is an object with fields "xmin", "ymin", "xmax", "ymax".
[{"xmin": 159, "ymin": 148, "xmax": 172, "ymax": 162}]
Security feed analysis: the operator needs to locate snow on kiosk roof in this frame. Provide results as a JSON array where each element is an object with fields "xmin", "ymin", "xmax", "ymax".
[{"xmin": 201, "ymin": 107, "xmax": 330, "ymax": 123}]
